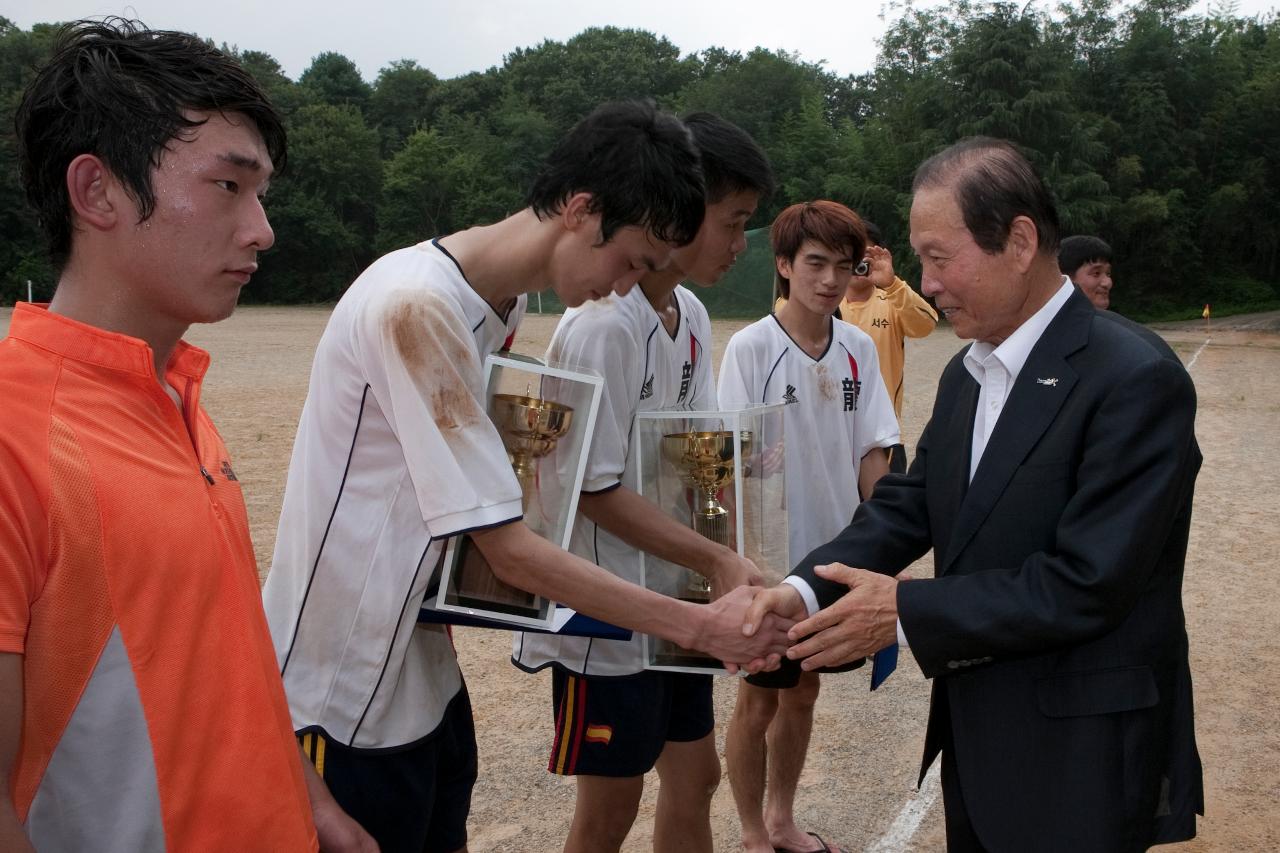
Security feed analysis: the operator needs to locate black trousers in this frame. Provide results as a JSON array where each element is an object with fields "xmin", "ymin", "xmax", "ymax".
[
  {"xmin": 940, "ymin": 743, "xmax": 989, "ymax": 852},
  {"xmin": 938, "ymin": 708, "xmax": 989, "ymax": 853}
]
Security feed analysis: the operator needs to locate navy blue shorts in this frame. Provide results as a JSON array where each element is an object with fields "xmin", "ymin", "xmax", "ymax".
[
  {"xmin": 300, "ymin": 688, "xmax": 478, "ymax": 853},
  {"xmin": 548, "ymin": 669, "xmax": 714, "ymax": 777}
]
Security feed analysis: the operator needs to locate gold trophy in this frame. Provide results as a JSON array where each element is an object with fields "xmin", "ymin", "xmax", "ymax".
[
  {"xmin": 653, "ymin": 429, "xmax": 752, "ymax": 667},
  {"xmin": 493, "ymin": 393, "xmax": 575, "ymax": 511},
  {"xmin": 450, "ymin": 392, "xmax": 574, "ymax": 615}
]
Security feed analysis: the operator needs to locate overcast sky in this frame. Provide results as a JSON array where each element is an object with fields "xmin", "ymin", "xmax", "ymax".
[{"xmin": 8, "ymin": 1, "xmax": 1277, "ymax": 82}]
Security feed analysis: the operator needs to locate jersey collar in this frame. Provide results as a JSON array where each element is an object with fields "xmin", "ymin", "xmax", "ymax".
[{"xmin": 7, "ymin": 302, "xmax": 211, "ymax": 382}]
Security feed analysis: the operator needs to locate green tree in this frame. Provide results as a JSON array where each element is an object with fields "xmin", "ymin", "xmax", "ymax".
[
  {"xmin": 256, "ymin": 104, "xmax": 381, "ymax": 301},
  {"xmin": 504, "ymin": 27, "xmax": 695, "ymax": 130},
  {"xmin": 368, "ymin": 59, "xmax": 440, "ymax": 155},
  {"xmin": 235, "ymin": 49, "xmax": 308, "ymax": 117},
  {"xmin": 377, "ymin": 128, "xmax": 483, "ymax": 252},
  {"xmin": 0, "ymin": 19, "xmax": 58, "ymax": 303},
  {"xmin": 298, "ymin": 51, "xmax": 371, "ymax": 113}
]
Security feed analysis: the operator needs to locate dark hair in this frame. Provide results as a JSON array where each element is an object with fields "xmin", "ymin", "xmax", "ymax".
[
  {"xmin": 1058, "ymin": 235, "xmax": 1112, "ymax": 275},
  {"xmin": 912, "ymin": 137, "xmax": 1060, "ymax": 256},
  {"xmin": 861, "ymin": 219, "xmax": 884, "ymax": 248},
  {"xmin": 682, "ymin": 112, "xmax": 774, "ymax": 204},
  {"xmin": 15, "ymin": 18, "xmax": 287, "ymax": 268},
  {"xmin": 526, "ymin": 100, "xmax": 705, "ymax": 246},
  {"xmin": 770, "ymin": 200, "xmax": 867, "ymax": 299}
]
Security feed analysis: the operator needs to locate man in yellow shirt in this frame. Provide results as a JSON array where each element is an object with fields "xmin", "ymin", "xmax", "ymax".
[{"xmin": 838, "ymin": 221, "xmax": 938, "ymax": 472}]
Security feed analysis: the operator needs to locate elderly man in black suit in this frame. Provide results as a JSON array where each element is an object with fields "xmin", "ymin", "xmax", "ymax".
[{"xmin": 744, "ymin": 137, "xmax": 1203, "ymax": 852}]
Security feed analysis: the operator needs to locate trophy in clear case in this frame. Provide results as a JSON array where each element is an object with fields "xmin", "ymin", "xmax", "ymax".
[
  {"xmin": 429, "ymin": 354, "xmax": 602, "ymax": 630},
  {"xmin": 494, "ymin": 393, "xmax": 575, "ymax": 504},
  {"xmin": 636, "ymin": 406, "xmax": 788, "ymax": 672},
  {"xmin": 659, "ymin": 430, "xmax": 754, "ymax": 599}
]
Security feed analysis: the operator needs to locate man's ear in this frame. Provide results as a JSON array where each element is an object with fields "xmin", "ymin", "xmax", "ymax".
[
  {"xmin": 1006, "ymin": 215, "xmax": 1039, "ymax": 273},
  {"xmin": 559, "ymin": 192, "xmax": 595, "ymax": 234},
  {"xmin": 66, "ymin": 154, "xmax": 123, "ymax": 233},
  {"xmin": 775, "ymin": 255, "xmax": 793, "ymax": 280}
]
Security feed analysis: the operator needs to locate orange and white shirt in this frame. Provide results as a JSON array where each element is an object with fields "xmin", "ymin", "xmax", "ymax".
[{"xmin": 0, "ymin": 304, "xmax": 316, "ymax": 852}]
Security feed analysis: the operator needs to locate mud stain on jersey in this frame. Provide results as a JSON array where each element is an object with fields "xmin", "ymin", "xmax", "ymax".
[
  {"xmin": 815, "ymin": 363, "xmax": 837, "ymax": 401},
  {"xmin": 386, "ymin": 290, "xmax": 484, "ymax": 433}
]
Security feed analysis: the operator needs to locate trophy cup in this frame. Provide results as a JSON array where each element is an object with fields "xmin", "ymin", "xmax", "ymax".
[
  {"xmin": 651, "ymin": 429, "xmax": 752, "ymax": 667},
  {"xmin": 450, "ymin": 392, "xmax": 574, "ymax": 614},
  {"xmin": 493, "ymin": 393, "xmax": 574, "ymax": 512}
]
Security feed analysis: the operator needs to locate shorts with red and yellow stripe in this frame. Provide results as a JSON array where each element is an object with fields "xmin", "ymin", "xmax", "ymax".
[
  {"xmin": 548, "ymin": 669, "xmax": 713, "ymax": 777},
  {"xmin": 298, "ymin": 688, "xmax": 477, "ymax": 853}
]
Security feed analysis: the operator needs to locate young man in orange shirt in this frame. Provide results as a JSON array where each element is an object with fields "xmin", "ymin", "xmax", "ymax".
[
  {"xmin": 0, "ymin": 20, "xmax": 370, "ymax": 852},
  {"xmin": 838, "ymin": 221, "xmax": 938, "ymax": 472}
]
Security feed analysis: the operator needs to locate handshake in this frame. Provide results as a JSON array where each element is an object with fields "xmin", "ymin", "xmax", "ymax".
[{"xmin": 697, "ymin": 563, "xmax": 903, "ymax": 675}]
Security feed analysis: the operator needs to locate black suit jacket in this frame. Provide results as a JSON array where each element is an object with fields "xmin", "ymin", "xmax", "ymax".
[{"xmin": 793, "ymin": 289, "xmax": 1203, "ymax": 852}]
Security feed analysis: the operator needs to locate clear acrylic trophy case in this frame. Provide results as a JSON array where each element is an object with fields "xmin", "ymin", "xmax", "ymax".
[
  {"xmin": 635, "ymin": 404, "xmax": 788, "ymax": 673},
  {"xmin": 430, "ymin": 353, "xmax": 602, "ymax": 629}
]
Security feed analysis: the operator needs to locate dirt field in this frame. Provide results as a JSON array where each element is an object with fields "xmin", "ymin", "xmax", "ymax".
[{"xmin": 4, "ymin": 304, "xmax": 1276, "ymax": 851}]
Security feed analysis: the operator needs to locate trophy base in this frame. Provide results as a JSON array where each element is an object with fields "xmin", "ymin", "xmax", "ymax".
[
  {"xmin": 652, "ymin": 643, "xmax": 722, "ymax": 670},
  {"xmin": 447, "ymin": 536, "xmax": 541, "ymax": 619}
]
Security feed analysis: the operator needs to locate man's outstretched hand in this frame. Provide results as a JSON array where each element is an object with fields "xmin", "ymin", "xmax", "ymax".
[
  {"xmin": 784, "ymin": 563, "xmax": 900, "ymax": 670},
  {"xmin": 737, "ymin": 583, "xmax": 809, "ymax": 673},
  {"xmin": 696, "ymin": 585, "xmax": 795, "ymax": 674}
]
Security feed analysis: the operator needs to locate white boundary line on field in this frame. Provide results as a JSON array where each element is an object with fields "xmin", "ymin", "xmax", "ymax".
[
  {"xmin": 864, "ymin": 763, "xmax": 942, "ymax": 852},
  {"xmin": 1186, "ymin": 338, "xmax": 1211, "ymax": 371}
]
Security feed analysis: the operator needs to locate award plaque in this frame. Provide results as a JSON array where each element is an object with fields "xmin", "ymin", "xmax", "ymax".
[
  {"xmin": 428, "ymin": 353, "xmax": 603, "ymax": 630},
  {"xmin": 634, "ymin": 405, "xmax": 788, "ymax": 673}
]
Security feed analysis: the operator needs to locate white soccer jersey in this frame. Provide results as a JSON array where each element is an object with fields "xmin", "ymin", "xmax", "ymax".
[
  {"xmin": 262, "ymin": 239, "xmax": 526, "ymax": 750},
  {"xmin": 718, "ymin": 315, "xmax": 899, "ymax": 567},
  {"xmin": 513, "ymin": 285, "xmax": 714, "ymax": 676}
]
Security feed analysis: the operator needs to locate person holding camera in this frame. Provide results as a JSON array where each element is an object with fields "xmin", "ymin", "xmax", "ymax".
[{"xmin": 838, "ymin": 221, "xmax": 938, "ymax": 473}]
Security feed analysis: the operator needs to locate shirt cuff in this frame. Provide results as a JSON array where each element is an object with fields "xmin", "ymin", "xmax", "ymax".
[
  {"xmin": 896, "ymin": 617, "xmax": 910, "ymax": 648},
  {"xmin": 781, "ymin": 576, "xmax": 820, "ymax": 618}
]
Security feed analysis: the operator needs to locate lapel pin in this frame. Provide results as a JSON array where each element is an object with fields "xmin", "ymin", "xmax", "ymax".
[{"xmin": 1036, "ymin": 377, "xmax": 1059, "ymax": 386}]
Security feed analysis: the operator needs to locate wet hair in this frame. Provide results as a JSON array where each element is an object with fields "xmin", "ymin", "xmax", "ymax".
[
  {"xmin": 682, "ymin": 112, "xmax": 774, "ymax": 204},
  {"xmin": 1058, "ymin": 235, "xmax": 1112, "ymax": 276},
  {"xmin": 770, "ymin": 200, "xmax": 867, "ymax": 299},
  {"xmin": 912, "ymin": 137, "xmax": 1060, "ymax": 256},
  {"xmin": 526, "ymin": 100, "xmax": 705, "ymax": 247},
  {"xmin": 15, "ymin": 17, "xmax": 287, "ymax": 268}
]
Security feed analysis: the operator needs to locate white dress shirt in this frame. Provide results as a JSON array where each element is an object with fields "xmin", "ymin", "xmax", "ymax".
[{"xmin": 782, "ymin": 278, "xmax": 1077, "ymax": 647}]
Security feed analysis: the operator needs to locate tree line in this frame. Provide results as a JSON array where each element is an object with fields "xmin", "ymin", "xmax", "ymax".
[{"xmin": 2, "ymin": 0, "xmax": 1278, "ymax": 319}]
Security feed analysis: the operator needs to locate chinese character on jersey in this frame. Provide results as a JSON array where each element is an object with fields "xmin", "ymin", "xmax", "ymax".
[
  {"xmin": 843, "ymin": 352, "xmax": 861, "ymax": 412},
  {"xmin": 677, "ymin": 361, "xmax": 693, "ymax": 403}
]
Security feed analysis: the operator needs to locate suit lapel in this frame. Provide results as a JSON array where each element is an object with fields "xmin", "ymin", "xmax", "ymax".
[{"xmin": 940, "ymin": 291, "xmax": 1092, "ymax": 574}]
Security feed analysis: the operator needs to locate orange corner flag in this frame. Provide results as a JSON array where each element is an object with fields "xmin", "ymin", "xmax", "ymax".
[{"xmin": 1202, "ymin": 304, "xmax": 1211, "ymax": 319}]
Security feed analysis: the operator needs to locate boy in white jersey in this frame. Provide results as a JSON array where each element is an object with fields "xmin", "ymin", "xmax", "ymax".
[
  {"xmin": 262, "ymin": 102, "xmax": 792, "ymax": 853},
  {"xmin": 722, "ymin": 201, "xmax": 898, "ymax": 853},
  {"xmin": 513, "ymin": 114, "xmax": 776, "ymax": 853}
]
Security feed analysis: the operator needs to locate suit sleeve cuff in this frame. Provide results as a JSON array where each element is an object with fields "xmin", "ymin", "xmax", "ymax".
[{"xmin": 782, "ymin": 576, "xmax": 820, "ymax": 617}]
